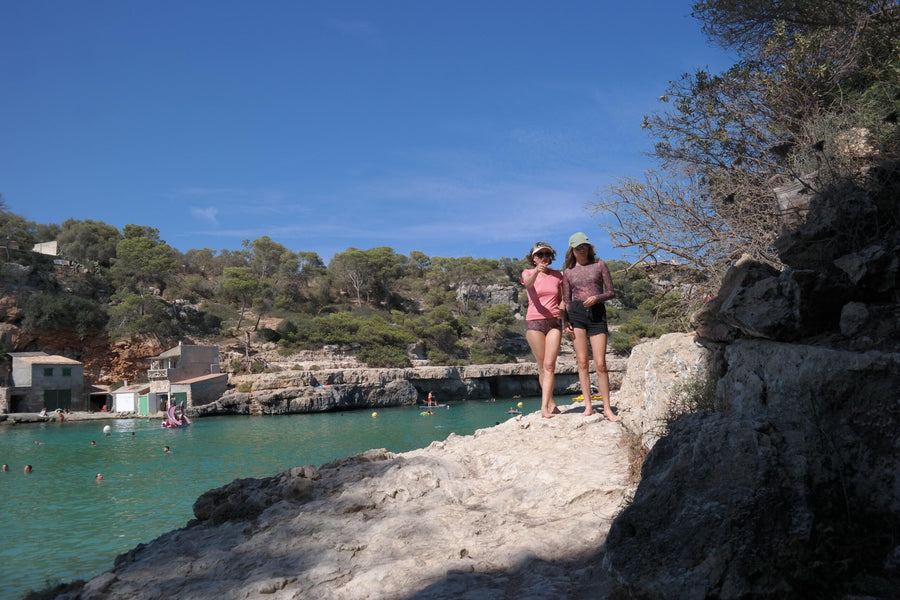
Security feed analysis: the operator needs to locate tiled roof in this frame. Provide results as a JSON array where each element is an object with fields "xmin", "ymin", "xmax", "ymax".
[
  {"xmin": 13, "ymin": 354, "xmax": 81, "ymax": 365},
  {"xmin": 113, "ymin": 384, "xmax": 151, "ymax": 394},
  {"xmin": 171, "ymin": 373, "xmax": 227, "ymax": 384}
]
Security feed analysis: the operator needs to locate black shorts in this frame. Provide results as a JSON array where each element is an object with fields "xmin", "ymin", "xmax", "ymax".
[{"xmin": 567, "ymin": 300, "xmax": 608, "ymax": 336}]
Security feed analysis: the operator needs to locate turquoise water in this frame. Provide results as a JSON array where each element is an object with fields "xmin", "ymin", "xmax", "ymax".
[{"xmin": 0, "ymin": 398, "xmax": 539, "ymax": 599}]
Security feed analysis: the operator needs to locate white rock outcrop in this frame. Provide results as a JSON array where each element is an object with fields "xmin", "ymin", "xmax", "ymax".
[
  {"xmin": 613, "ymin": 332, "xmax": 718, "ymax": 450},
  {"xmin": 69, "ymin": 408, "xmax": 633, "ymax": 600}
]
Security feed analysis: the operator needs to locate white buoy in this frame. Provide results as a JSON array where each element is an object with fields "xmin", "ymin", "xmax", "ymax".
[
  {"xmin": 102, "ymin": 425, "xmax": 111, "ymax": 433},
  {"xmin": 371, "ymin": 412, "xmax": 378, "ymax": 418}
]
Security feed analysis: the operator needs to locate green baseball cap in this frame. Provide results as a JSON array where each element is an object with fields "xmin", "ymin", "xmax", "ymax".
[{"xmin": 568, "ymin": 232, "xmax": 590, "ymax": 248}]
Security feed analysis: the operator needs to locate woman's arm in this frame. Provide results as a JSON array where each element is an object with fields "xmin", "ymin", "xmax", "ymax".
[{"xmin": 596, "ymin": 261, "xmax": 615, "ymax": 303}]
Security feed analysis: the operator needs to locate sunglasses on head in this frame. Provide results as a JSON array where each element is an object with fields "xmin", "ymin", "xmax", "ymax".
[{"xmin": 534, "ymin": 251, "xmax": 552, "ymax": 258}]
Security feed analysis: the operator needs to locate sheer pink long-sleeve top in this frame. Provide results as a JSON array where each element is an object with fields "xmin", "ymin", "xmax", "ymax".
[{"xmin": 561, "ymin": 261, "xmax": 615, "ymax": 310}]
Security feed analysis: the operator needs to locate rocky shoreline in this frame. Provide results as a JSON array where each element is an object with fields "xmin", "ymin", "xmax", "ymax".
[
  {"xmin": 187, "ymin": 351, "xmax": 628, "ymax": 418},
  {"xmin": 2, "ymin": 349, "xmax": 629, "ymax": 425},
  {"xmin": 29, "ymin": 326, "xmax": 900, "ymax": 599},
  {"xmin": 49, "ymin": 405, "xmax": 633, "ymax": 600},
  {"xmin": 0, "ymin": 410, "xmax": 147, "ymax": 426}
]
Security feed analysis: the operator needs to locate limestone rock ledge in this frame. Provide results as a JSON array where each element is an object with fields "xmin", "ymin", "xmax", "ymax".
[
  {"xmin": 61, "ymin": 409, "xmax": 632, "ymax": 600},
  {"xmin": 194, "ymin": 359, "xmax": 629, "ymax": 417}
]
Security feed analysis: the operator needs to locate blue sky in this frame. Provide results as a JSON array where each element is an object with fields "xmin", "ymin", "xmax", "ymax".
[{"xmin": 1, "ymin": 1, "xmax": 733, "ymax": 265}]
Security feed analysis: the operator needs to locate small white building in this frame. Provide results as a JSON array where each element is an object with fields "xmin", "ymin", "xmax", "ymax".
[{"xmin": 112, "ymin": 383, "xmax": 151, "ymax": 414}]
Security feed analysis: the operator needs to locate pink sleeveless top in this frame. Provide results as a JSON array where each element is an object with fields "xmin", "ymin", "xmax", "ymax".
[{"xmin": 521, "ymin": 268, "xmax": 563, "ymax": 320}]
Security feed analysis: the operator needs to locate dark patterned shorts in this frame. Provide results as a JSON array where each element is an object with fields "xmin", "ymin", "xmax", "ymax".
[{"xmin": 526, "ymin": 317, "xmax": 562, "ymax": 334}]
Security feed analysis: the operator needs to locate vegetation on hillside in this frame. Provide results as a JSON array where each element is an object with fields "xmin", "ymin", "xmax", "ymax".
[{"xmin": 0, "ymin": 196, "xmax": 684, "ymax": 371}]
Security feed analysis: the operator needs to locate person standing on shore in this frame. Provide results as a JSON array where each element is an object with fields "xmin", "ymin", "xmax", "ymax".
[
  {"xmin": 522, "ymin": 242, "xmax": 564, "ymax": 419},
  {"xmin": 562, "ymin": 232, "xmax": 618, "ymax": 422}
]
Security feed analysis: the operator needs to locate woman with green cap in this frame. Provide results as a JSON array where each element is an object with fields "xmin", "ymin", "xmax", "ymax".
[{"xmin": 562, "ymin": 232, "xmax": 617, "ymax": 421}]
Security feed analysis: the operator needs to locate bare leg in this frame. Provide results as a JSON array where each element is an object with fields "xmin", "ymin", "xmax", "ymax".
[
  {"xmin": 526, "ymin": 329, "xmax": 554, "ymax": 418},
  {"xmin": 589, "ymin": 333, "xmax": 617, "ymax": 422},
  {"xmin": 542, "ymin": 327, "xmax": 562, "ymax": 415},
  {"xmin": 572, "ymin": 328, "xmax": 595, "ymax": 416}
]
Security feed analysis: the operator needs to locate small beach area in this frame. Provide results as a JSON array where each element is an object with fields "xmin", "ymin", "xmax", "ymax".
[{"xmin": 0, "ymin": 411, "xmax": 159, "ymax": 426}]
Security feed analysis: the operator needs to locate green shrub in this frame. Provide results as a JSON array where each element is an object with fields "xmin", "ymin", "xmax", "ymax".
[
  {"xmin": 22, "ymin": 291, "xmax": 108, "ymax": 338},
  {"xmin": 610, "ymin": 331, "xmax": 638, "ymax": 356},
  {"xmin": 107, "ymin": 294, "xmax": 179, "ymax": 340},
  {"xmin": 606, "ymin": 305, "xmax": 620, "ymax": 321},
  {"xmin": 255, "ymin": 327, "xmax": 280, "ymax": 343},
  {"xmin": 619, "ymin": 316, "xmax": 667, "ymax": 339},
  {"xmin": 357, "ymin": 344, "xmax": 410, "ymax": 368},
  {"xmin": 275, "ymin": 319, "xmax": 298, "ymax": 339},
  {"xmin": 427, "ymin": 349, "xmax": 467, "ymax": 366},
  {"xmin": 662, "ymin": 372, "xmax": 719, "ymax": 435},
  {"xmin": 198, "ymin": 302, "xmax": 235, "ymax": 330},
  {"xmin": 469, "ymin": 343, "xmax": 515, "ymax": 365}
]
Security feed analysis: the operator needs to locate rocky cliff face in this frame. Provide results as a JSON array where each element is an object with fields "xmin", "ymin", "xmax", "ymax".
[{"xmin": 606, "ymin": 162, "xmax": 900, "ymax": 598}]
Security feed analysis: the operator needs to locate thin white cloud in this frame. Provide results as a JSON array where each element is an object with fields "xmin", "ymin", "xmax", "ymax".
[
  {"xmin": 171, "ymin": 187, "xmax": 298, "ymax": 215},
  {"xmin": 170, "ymin": 167, "xmax": 614, "ymax": 261},
  {"xmin": 191, "ymin": 207, "xmax": 219, "ymax": 225}
]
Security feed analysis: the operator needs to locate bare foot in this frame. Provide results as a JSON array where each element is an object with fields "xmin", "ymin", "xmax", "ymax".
[
  {"xmin": 548, "ymin": 403, "xmax": 560, "ymax": 414},
  {"xmin": 582, "ymin": 409, "xmax": 595, "ymax": 417},
  {"xmin": 541, "ymin": 412, "xmax": 555, "ymax": 419},
  {"xmin": 604, "ymin": 410, "xmax": 618, "ymax": 423}
]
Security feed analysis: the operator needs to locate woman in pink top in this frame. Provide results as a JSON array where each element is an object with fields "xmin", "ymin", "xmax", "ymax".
[
  {"xmin": 521, "ymin": 242, "xmax": 564, "ymax": 418},
  {"xmin": 562, "ymin": 232, "xmax": 617, "ymax": 421}
]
